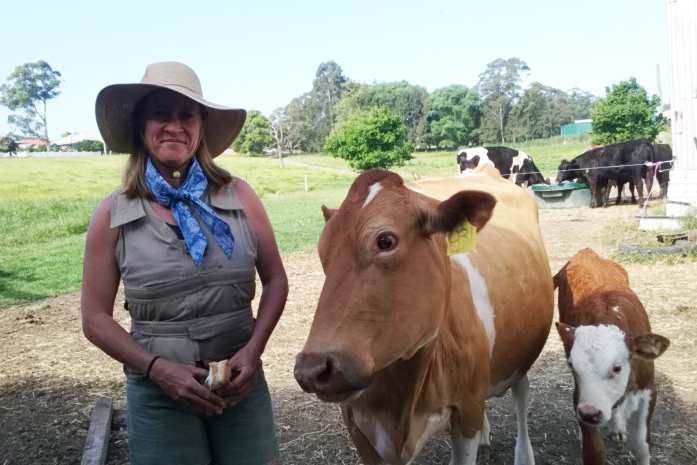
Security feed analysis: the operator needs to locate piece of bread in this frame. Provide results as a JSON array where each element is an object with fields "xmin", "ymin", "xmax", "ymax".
[{"xmin": 204, "ymin": 359, "xmax": 230, "ymax": 390}]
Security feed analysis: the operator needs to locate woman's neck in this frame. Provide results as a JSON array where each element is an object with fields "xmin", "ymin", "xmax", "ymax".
[{"xmin": 151, "ymin": 158, "xmax": 192, "ymax": 189}]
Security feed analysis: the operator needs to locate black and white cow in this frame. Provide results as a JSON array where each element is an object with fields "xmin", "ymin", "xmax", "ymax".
[{"xmin": 457, "ymin": 146, "xmax": 548, "ymax": 187}]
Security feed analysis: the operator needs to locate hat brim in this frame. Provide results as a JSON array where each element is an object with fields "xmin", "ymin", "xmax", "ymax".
[{"xmin": 95, "ymin": 83, "xmax": 246, "ymax": 157}]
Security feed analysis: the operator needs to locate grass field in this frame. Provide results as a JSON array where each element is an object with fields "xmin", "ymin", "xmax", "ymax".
[
  {"xmin": 0, "ymin": 154, "xmax": 360, "ymax": 308},
  {"xmin": 286, "ymin": 140, "xmax": 591, "ymax": 181},
  {"xmin": 0, "ymin": 140, "xmax": 679, "ymax": 308}
]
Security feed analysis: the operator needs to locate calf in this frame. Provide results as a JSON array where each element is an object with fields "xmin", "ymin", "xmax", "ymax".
[{"xmin": 554, "ymin": 248, "xmax": 670, "ymax": 465}]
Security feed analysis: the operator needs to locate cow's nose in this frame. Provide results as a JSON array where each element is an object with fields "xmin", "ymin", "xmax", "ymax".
[
  {"xmin": 577, "ymin": 404, "xmax": 604, "ymax": 425},
  {"xmin": 294, "ymin": 351, "xmax": 372, "ymax": 401}
]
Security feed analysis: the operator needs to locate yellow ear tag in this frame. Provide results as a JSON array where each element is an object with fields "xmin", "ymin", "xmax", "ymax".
[{"xmin": 447, "ymin": 219, "xmax": 477, "ymax": 255}]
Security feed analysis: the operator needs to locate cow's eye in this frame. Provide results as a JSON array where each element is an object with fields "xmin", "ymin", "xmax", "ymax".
[
  {"xmin": 612, "ymin": 365, "xmax": 622, "ymax": 374},
  {"xmin": 376, "ymin": 233, "xmax": 397, "ymax": 251}
]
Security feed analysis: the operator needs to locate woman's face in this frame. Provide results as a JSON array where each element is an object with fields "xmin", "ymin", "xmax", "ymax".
[{"xmin": 141, "ymin": 89, "xmax": 203, "ymax": 172}]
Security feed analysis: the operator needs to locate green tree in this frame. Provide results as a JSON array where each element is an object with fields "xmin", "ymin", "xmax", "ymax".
[
  {"xmin": 428, "ymin": 85, "xmax": 480, "ymax": 148},
  {"xmin": 590, "ymin": 77, "xmax": 662, "ymax": 144},
  {"xmin": 0, "ymin": 61, "xmax": 62, "ymax": 150},
  {"xmin": 350, "ymin": 81, "xmax": 429, "ymax": 146},
  {"xmin": 324, "ymin": 107, "xmax": 413, "ymax": 170},
  {"xmin": 333, "ymin": 80, "xmax": 365, "ymax": 124},
  {"xmin": 269, "ymin": 107, "xmax": 304, "ymax": 166},
  {"xmin": 568, "ymin": 88, "xmax": 596, "ymax": 120},
  {"xmin": 509, "ymin": 83, "xmax": 577, "ymax": 141},
  {"xmin": 307, "ymin": 61, "xmax": 347, "ymax": 151},
  {"xmin": 477, "ymin": 58, "xmax": 530, "ymax": 144},
  {"xmin": 0, "ymin": 135, "xmax": 18, "ymax": 154},
  {"xmin": 283, "ymin": 93, "xmax": 313, "ymax": 152},
  {"xmin": 232, "ymin": 110, "xmax": 273, "ymax": 155},
  {"xmin": 73, "ymin": 140, "xmax": 104, "ymax": 152}
]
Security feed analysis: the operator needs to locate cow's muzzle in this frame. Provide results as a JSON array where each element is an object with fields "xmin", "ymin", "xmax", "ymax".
[{"xmin": 294, "ymin": 351, "xmax": 373, "ymax": 402}]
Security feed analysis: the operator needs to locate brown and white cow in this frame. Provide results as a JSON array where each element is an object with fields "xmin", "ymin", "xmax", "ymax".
[
  {"xmin": 554, "ymin": 248, "xmax": 670, "ymax": 465},
  {"xmin": 294, "ymin": 165, "xmax": 554, "ymax": 464}
]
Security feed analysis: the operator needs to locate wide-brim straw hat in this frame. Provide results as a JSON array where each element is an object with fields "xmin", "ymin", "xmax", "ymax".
[{"xmin": 95, "ymin": 61, "xmax": 246, "ymax": 157}]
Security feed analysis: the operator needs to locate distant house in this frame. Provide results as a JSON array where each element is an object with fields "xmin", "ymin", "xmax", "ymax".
[
  {"xmin": 560, "ymin": 119, "xmax": 593, "ymax": 136},
  {"xmin": 54, "ymin": 130, "xmax": 105, "ymax": 152},
  {"xmin": 17, "ymin": 138, "xmax": 52, "ymax": 149}
]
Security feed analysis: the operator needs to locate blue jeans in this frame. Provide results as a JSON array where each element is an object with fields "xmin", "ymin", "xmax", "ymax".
[{"xmin": 126, "ymin": 369, "xmax": 280, "ymax": 464}]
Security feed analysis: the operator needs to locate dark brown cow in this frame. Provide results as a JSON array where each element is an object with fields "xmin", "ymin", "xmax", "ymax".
[
  {"xmin": 295, "ymin": 165, "xmax": 554, "ymax": 464},
  {"xmin": 554, "ymin": 248, "xmax": 670, "ymax": 465}
]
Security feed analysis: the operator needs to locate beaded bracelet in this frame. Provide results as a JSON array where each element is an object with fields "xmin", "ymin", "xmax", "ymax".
[{"xmin": 145, "ymin": 355, "xmax": 160, "ymax": 379}]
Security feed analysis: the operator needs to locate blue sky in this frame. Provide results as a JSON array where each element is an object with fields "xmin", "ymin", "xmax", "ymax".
[{"xmin": 0, "ymin": 0, "xmax": 670, "ymax": 140}]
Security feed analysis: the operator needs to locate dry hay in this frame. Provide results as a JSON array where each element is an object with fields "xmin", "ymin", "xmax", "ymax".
[{"xmin": 1, "ymin": 205, "xmax": 696, "ymax": 464}]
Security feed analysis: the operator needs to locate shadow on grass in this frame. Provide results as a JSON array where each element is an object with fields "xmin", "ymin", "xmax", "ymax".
[{"xmin": 0, "ymin": 266, "xmax": 49, "ymax": 307}]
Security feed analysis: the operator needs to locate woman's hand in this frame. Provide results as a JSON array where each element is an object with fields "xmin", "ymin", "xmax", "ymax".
[
  {"xmin": 149, "ymin": 358, "xmax": 227, "ymax": 415},
  {"xmin": 216, "ymin": 345, "xmax": 261, "ymax": 407}
]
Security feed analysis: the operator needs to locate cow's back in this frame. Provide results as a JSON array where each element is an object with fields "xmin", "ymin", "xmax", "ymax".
[{"xmin": 409, "ymin": 165, "xmax": 554, "ymax": 392}]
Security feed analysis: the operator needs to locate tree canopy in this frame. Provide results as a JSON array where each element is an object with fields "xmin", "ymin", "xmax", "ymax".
[
  {"xmin": 590, "ymin": 77, "xmax": 662, "ymax": 144},
  {"xmin": 0, "ymin": 135, "xmax": 19, "ymax": 154},
  {"xmin": 508, "ymin": 83, "xmax": 574, "ymax": 141},
  {"xmin": 271, "ymin": 57, "xmax": 600, "ymax": 154},
  {"xmin": 72, "ymin": 140, "xmax": 104, "ymax": 152},
  {"xmin": 477, "ymin": 57, "xmax": 530, "ymax": 144},
  {"xmin": 305, "ymin": 61, "xmax": 347, "ymax": 151},
  {"xmin": 324, "ymin": 107, "xmax": 413, "ymax": 170},
  {"xmin": 427, "ymin": 85, "xmax": 480, "ymax": 148},
  {"xmin": 269, "ymin": 107, "xmax": 305, "ymax": 166},
  {"xmin": 232, "ymin": 110, "xmax": 272, "ymax": 155},
  {"xmin": 0, "ymin": 61, "xmax": 62, "ymax": 148},
  {"xmin": 353, "ymin": 81, "xmax": 429, "ymax": 146}
]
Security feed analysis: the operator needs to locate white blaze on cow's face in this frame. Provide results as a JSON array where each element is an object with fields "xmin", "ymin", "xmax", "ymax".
[
  {"xmin": 567, "ymin": 325, "xmax": 631, "ymax": 426},
  {"xmin": 309, "ymin": 176, "xmax": 457, "ymax": 380},
  {"xmin": 363, "ymin": 182, "xmax": 383, "ymax": 208}
]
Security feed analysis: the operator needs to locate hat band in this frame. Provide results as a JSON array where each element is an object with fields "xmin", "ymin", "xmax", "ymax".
[{"xmin": 148, "ymin": 82, "xmax": 202, "ymax": 97}]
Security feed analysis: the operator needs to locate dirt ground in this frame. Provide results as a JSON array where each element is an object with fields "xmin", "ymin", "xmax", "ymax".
[{"xmin": 1, "ymin": 204, "xmax": 696, "ymax": 465}]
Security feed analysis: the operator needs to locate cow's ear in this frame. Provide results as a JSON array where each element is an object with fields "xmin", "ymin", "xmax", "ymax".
[
  {"xmin": 556, "ymin": 322, "xmax": 576, "ymax": 355},
  {"xmin": 321, "ymin": 205, "xmax": 337, "ymax": 223},
  {"xmin": 627, "ymin": 333, "xmax": 670, "ymax": 360},
  {"xmin": 423, "ymin": 190, "xmax": 496, "ymax": 235}
]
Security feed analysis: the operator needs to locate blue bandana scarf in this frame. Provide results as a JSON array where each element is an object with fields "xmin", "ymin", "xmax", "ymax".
[{"xmin": 145, "ymin": 156, "xmax": 234, "ymax": 265}]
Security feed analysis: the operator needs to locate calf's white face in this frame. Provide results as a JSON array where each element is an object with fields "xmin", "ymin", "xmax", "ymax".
[
  {"xmin": 566, "ymin": 325, "xmax": 631, "ymax": 425},
  {"xmin": 556, "ymin": 322, "xmax": 670, "ymax": 427}
]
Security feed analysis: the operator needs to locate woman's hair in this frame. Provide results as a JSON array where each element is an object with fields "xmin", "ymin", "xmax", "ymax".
[{"xmin": 121, "ymin": 91, "xmax": 232, "ymax": 198}]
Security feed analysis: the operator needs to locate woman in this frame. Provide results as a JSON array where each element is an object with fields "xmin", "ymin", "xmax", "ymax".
[{"xmin": 81, "ymin": 62, "xmax": 287, "ymax": 464}]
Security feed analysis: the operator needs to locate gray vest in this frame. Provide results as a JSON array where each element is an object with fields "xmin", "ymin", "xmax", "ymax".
[{"xmin": 109, "ymin": 180, "xmax": 257, "ymax": 376}]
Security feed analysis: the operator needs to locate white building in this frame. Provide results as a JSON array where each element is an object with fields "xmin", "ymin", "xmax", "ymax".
[{"xmin": 666, "ymin": 0, "xmax": 697, "ymax": 211}]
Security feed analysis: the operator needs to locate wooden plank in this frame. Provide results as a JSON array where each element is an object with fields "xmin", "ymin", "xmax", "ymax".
[{"xmin": 81, "ymin": 396, "xmax": 114, "ymax": 465}]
